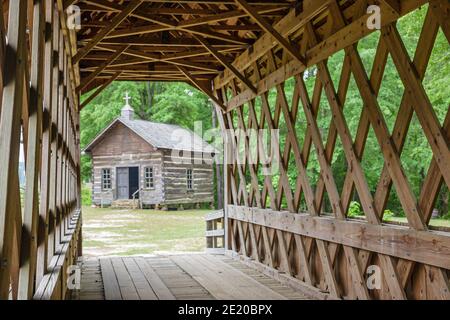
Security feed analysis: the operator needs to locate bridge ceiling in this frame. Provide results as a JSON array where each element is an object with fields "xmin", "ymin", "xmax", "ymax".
[{"xmin": 72, "ymin": 0, "xmax": 299, "ymax": 94}]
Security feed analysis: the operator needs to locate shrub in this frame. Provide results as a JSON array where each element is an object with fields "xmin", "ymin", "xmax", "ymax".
[
  {"xmin": 383, "ymin": 209, "xmax": 395, "ymax": 219},
  {"xmin": 348, "ymin": 201, "xmax": 363, "ymax": 217},
  {"xmin": 81, "ymin": 185, "xmax": 92, "ymax": 206}
]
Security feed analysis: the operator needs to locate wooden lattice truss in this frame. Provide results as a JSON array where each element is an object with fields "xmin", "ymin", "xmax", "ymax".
[{"xmin": 212, "ymin": 0, "xmax": 450, "ymax": 299}]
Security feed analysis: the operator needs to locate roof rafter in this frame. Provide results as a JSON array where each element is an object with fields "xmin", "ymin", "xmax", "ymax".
[
  {"xmin": 73, "ymin": 0, "xmax": 143, "ymax": 63},
  {"xmin": 193, "ymin": 34, "xmax": 257, "ymax": 93},
  {"xmin": 234, "ymin": 0, "xmax": 306, "ymax": 67},
  {"xmin": 77, "ymin": 45, "xmax": 129, "ymax": 93}
]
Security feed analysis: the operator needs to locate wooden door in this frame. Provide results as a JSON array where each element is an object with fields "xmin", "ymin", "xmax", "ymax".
[{"xmin": 116, "ymin": 168, "xmax": 129, "ymax": 199}]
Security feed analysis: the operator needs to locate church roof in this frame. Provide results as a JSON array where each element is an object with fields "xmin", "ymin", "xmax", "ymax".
[{"xmin": 83, "ymin": 117, "xmax": 217, "ymax": 155}]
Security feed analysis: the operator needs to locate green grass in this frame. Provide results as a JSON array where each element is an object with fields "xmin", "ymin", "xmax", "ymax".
[
  {"xmin": 81, "ymin": 206, "xmax": 211, "ymax": 257},
  {"xmin": 383, "ymin": 216, "xmax": 450, "ymax": 228}
]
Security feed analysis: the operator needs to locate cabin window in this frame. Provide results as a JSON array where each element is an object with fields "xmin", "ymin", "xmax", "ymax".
[
  {"xmin": 144, "ymin": 167, "xmax": 154, "ymax": 189},
  {"xmin": 101, "ymin": 169, "xmax": 112, "ymax": 190},
  {"xmin": 187, "ymin": 169, "xmax": 193, "ymax": 190}
]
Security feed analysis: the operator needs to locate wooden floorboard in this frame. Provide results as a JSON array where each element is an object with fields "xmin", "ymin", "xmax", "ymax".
[
  {"xmin": 123, "ymin": 257, "xmax": 158, "ymax": 300},
  {"xmin": 135, "ymin": 257, "xmax": 175, "ymax": 300},
  {"xmin": 110, "ymin": 257, "xmax": 140, "ymax": 300},
  {"xmin": 73, "ymin": 258, "xmax": 105, "ymax": 300},
  {"xmin": 99, "ymin": 258, "xmax": 121, "ymax": 300},
  {"xmin": 80, "ymin": 254, "xmax": 314, "ymax": 300},
  {"xmin": 172, "ymin": 254, "xmax": 287, "ymax": 300}
]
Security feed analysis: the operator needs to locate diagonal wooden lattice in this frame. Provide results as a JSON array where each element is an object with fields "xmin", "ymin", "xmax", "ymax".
[{"xmin": 214, "ymin": 0, "xmax": 450, "ymax": 300}]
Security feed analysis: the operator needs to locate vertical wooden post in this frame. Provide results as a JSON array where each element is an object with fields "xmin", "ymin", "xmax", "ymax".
[
  {"xmin": 0, "ymin": 0, "xmax": 28, "ymax": 299},
  {"xmin": 48, "ymin": 6, "xmax": 60, "ymax": 263},
  {"xmin": 0, "ymin": 0, "xmax": 5, "ymax": 111},
  {"xmin": 37, "ymin": 0, "xmax": 55, "ymax": 287},
  {"xmin": 213, "ymin": 87, "xmax": 230, "ymax": 251},
  {"xmin": 19, "ymin": 0, "xmax": 46, "ymax": 300}
]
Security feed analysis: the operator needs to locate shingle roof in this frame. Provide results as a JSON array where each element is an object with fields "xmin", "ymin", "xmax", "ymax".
[{"xmin": 84, "ymin": 117, "xmax": 216, "ymax": 154}]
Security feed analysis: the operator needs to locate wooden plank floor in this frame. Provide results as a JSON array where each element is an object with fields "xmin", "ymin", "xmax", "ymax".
[{"xmin": 74, "ymin": 254, "xmax": 312, "ymax": 300}]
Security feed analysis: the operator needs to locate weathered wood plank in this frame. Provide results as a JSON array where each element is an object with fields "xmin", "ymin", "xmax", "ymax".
[
  {"xmin": 19, "ymin": 0, "xmax": 46, "ymax": 299},
  {"xmin": 0, "ymin": 0, "xmax": 28, "ymax": 299},
  {"xmin": 228, "ymin": 205, "xmax": 450, "ymax": 270},
  {"xmin": 99, "ymin": 258, "xmax": 122, "ymax": 300},
  {"xmin": 135, "ymin": 258, "xmax": 175, "ymax": 300}
]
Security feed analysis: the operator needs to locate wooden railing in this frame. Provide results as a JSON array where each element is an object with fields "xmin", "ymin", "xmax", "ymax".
[
  {"xmin": 34, "ymin": 210, "xmax": 82, "ymax": 300},
  {"xmin": 205, "ymin": 210, "xmax": 225, "ymax": 254},
  {"xmin": 0, "ymin": 0, "xmax": 82, "ymax": 300}
]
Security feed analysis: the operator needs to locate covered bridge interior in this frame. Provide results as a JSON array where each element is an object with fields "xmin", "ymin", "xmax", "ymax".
[{"xmin": 0, "ymin": 0, "xmax": 449, "ymax": 300}]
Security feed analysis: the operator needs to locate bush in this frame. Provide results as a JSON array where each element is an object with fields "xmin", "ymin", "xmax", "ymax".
[
  {"xmin": 348, "ymin": 201, "xmax": 363, "ymax": 217},
  {"xmin": 81, "ymin": 185, "xmax": 92, "ymax": 206},
  {"xmin": 383, "ymin": 209, "xmax": 395, "ymax": 219}
]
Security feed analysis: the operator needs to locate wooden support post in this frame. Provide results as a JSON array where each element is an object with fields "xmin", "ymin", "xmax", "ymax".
[
  {"xmin": 19, "ymin": 0, "xmax": 45, "ymax": 300},
  {"xmin": 0, "ymin": 0, "xmax": 28, "ymax": 299},
  {"xmin": 48, "ymin": 7, "xmax": 60, "ymax": 263},
  {"xmin": 37, "ymin": 0, "xmax": 55, "ymax": 286}
]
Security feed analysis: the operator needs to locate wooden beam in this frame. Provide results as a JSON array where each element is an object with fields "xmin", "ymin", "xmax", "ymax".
[
  {"xmin": 96, "ymin": 45, "xmax": 220, "ymax": 73},
  {"xmin": 0, "ymin": 0, "xmax": 28, "ymax": 299},
  {"xmin": 80, "ymin": 72, "xmax": 122, "ymax": 109},
  {"xmin": 234, "ymin": 0, "xmax": 305, "ymax": 66},
  {"xmin": 36, "ymin": 0, "xmax": 55, "ymax": 286},
  {"xmin": 77, "ymin": 45, "xmax": 129, "ymax": 93},
  {"xmin": 18, "ymin": 0, "xmax": 45, "ymax": 300},
  {"xmin": 227, "ymin": 205, "xmax": 450, "ymax": 270},
  {"xmin": 177, "ymin": 66, "xmax": 226, "ymax": 111},
  {"xmin": 222, "ymin": 1, "xmax": 424, "ymax": 110},
  {"xmin": 73, "ymin": 0, "xmax": 143, "ymax": 64},
  {"xmin": 381, "ymin": 0, "xmax": 401, "ymax": 15},
  {"xmin": 193, "ymin": 35, "xmax": 257, "ymax": 93},
  {"xmin": 0, "ymin": 1, "xmax": 5, "ymax": 112},
  {"xmin": 63, "ymin": 0, "xmax": 78, "ymax": 10}
]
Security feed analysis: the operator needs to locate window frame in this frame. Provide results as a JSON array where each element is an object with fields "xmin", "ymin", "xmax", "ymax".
[
  {"xmin": 144, "ymin": 166, "xmax": 155, "ymax": 189},
  {"xmin": 101, "ymin": 168, "xmax": 112, "ymax": 191},
  {"xmin": 187, "ymin": 168, "xmax": 194, "ymax": 191}
]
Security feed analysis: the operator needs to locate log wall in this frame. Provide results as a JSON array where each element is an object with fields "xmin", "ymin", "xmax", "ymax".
[{"xmin": 162, "ymin": 149, "xmax": 215, "ymax": 207}]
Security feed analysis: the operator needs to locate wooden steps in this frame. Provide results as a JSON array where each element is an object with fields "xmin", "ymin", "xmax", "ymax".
[{"xmin": 111, "ymin": 199, "xmax": 139, "ymax": 209}]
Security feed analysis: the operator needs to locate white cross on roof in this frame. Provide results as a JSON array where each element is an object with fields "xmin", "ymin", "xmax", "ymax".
[{"xmin": 124, "ymin": 92, "xmax": 132, "ymax": 106}]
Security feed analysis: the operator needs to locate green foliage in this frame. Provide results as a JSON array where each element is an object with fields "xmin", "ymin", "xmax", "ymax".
[
  {"xmin": 348, "ymin": 201, "xmax": 363, "ymax": 218},
  {"xmin": 383, "ymin": 209, "xmax": 395, "ymax": 219},
  {"xmin": 82, "ymin": 185, "xmax": 92, "ymax": 206}
]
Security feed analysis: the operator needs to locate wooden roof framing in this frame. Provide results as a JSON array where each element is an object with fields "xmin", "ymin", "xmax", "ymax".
[{"xmin": 72, "ymin": 0, "xmax": 297, "ymax": 99}]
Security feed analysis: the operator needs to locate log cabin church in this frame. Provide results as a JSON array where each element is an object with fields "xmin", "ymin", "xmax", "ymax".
[{"xmin": 84, "ymin": 93, "xmax": 215, "ymax": 209}]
